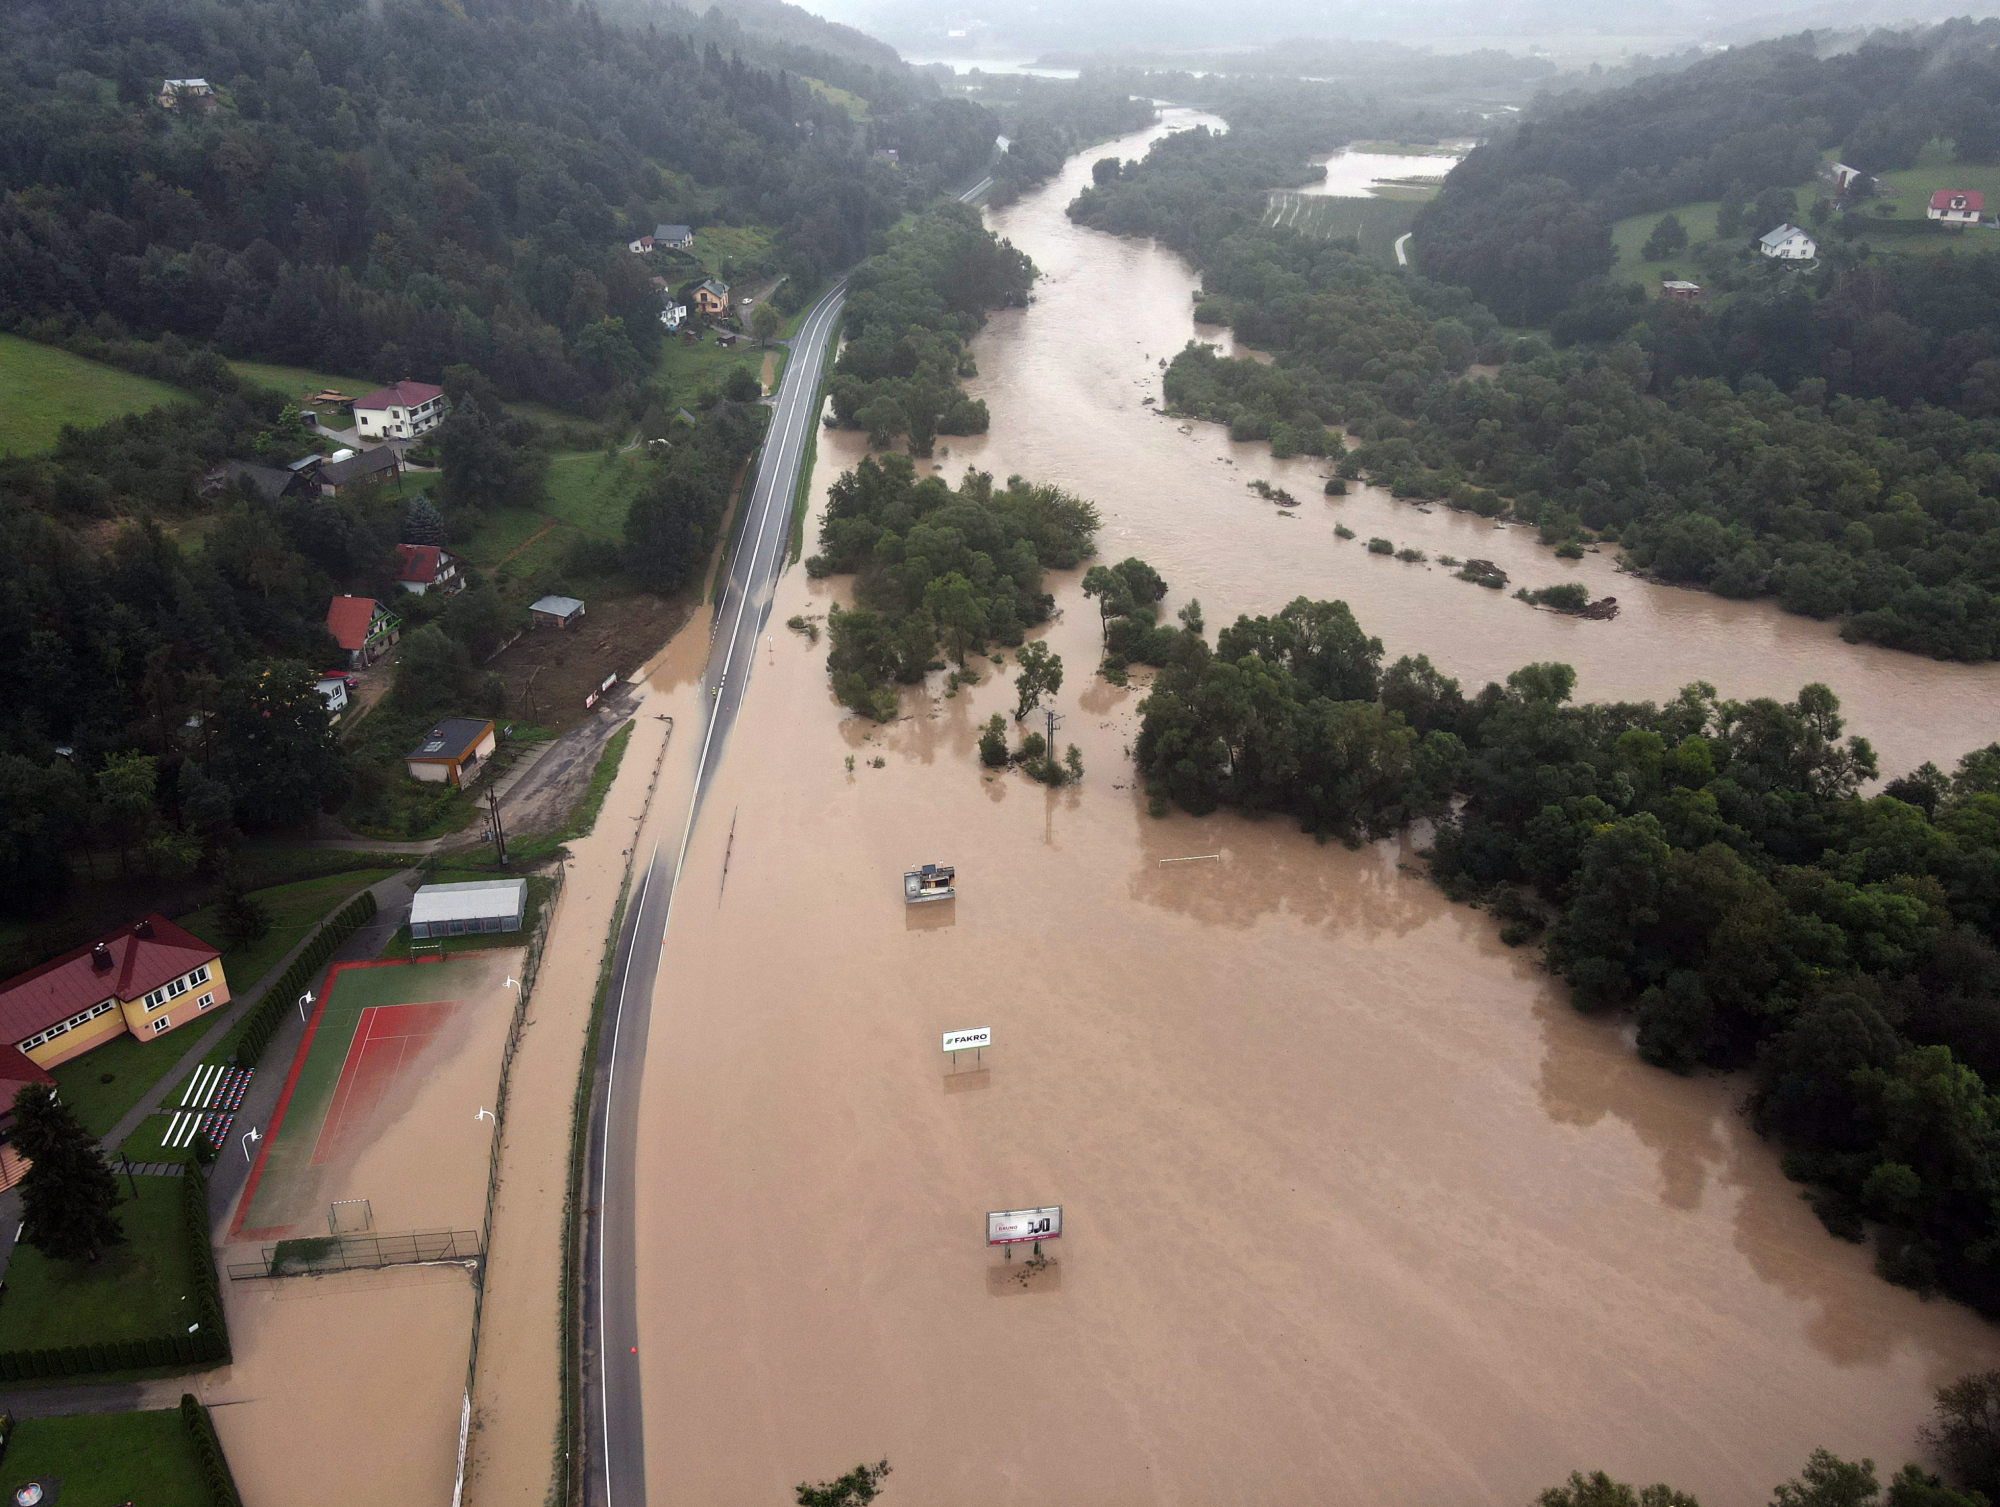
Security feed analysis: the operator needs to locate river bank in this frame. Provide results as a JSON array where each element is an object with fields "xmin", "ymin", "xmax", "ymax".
[{"xmin": 618, "ymin": 108, "xmax": 2000, "ymax": 1505}]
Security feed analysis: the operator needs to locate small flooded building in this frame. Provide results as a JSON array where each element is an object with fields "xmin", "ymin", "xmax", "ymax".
[
  {"xmin": 405, "ymin": 717, "xmax": 497, "ymax": 786},
  {"xmin": 409, "ymin": 879, "xmax": 527, "ymax": 939}
]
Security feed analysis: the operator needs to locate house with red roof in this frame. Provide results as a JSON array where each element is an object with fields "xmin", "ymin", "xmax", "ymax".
[
  {"xmin": 392, "ymin": 543, "xmax": 465, "ymax": 597},
  {"xmin": 1929, "ymin": 189, "xmax": 1985, "ymax": 227},
  {"xmin": 354, "ymin": 380, "xmax": 447, "ymax": 442},
  {"xmin": 327, "ymin": 595, "xmax": 401, "ymax": 667},
  {"xmin": 0, "ymin": 915, "xmax": 229, "ymax": 1070}
]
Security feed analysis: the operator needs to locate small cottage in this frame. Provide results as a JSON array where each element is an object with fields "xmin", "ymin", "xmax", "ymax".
[
  {"xmin": 157, "ymin": 78, "xmax": 216, "ymax": 111},
  {"xmin": 405, "ymin": 718, "xmax": 498, "ymax": 786},
  {"xmin": 1660, "ymin": 280, "xmax": 1702, "ymax": 303},
  {"xmin": 327, "ymin": 595, "xmax": 401, "ymax": 667},
  {"xmin": 627, "ymin": 235, "xmax": 655, "ymax": 254},
  {"xmin": 315, "ymin": 675, "xmax": 350, "ymax": 719},
  {"xmin": 530, "ymin": 594, "xmax": 586, "ymax": 630},
  {"xmin": 1758, "ymin": 224, "xmax": 1818, "ymax": 261},
  {"xmin": 393, "ymin": 542, "xmax": 464, "ymax": 596},
  {"xmin": 691, "ymin": 279, "xmax": 731, "ymax": 317},
  {"xmin": 655, "ymin": 224, "xmax": 695, "ymax": 251},
  {"xmin": 317, "ymin": 445, "xmax": 401, "ymax": 494},
  {"xmin": 1930, "ymin": 190, "xmax": 1985, "ymax": 227}
]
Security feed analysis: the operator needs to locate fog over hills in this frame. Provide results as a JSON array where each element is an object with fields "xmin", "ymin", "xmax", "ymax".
[{"xmin": 801, "ymin": 0, "xmax": 2000, "ymax": 61}]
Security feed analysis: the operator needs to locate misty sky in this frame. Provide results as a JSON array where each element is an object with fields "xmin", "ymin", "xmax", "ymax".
[{"xmin": 801, "ymin": 0, "xmax": 2000, "ymax": 61}]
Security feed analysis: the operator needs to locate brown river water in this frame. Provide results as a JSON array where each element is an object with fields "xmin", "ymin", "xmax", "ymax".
[{"xmin": 621, "ymin": 109, "xmax": 2000, "ymax": 1506}]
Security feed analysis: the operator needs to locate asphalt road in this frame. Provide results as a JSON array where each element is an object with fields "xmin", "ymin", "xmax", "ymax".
[
  {"xmin": 581, "ymin": 175, "xmax": 991, "ymax": 1507},
  {"xmin": 579, "ymin": 274, "xmax": 846, "ymax": 1507}
]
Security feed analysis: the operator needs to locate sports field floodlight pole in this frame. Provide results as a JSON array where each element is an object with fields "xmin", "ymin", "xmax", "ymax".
[
  {"xmin": 298, "ymin": 989, "xmax": 315, "ymax": 1023},
  {"xmin": 241, "ymin": 1126, "xmax": 262, "ymax": 1163}
]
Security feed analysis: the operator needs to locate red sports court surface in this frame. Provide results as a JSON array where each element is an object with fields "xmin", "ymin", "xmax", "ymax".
[{"xmin": 311, "ymin": 1001, "xmax": 460, "ymax": 1167}]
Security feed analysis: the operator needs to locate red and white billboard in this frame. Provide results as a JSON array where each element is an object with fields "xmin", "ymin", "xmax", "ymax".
[{"xmin": 987, "ymin": 1206, "xmax": 1061, "ymax": 1246}]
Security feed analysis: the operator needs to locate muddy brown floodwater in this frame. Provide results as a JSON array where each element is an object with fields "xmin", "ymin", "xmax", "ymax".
[{"xmin": 623, "ymin": 109, "xmax": 2000, "ymax": 1507}]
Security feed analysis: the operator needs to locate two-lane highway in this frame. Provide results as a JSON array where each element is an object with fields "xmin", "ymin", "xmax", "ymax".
[
  {"xmin": 579, "ymin": 174, "xmax": 992, "ymax": 1507},
  {"xmin": 580, "ymin": 274, "xmax": 844, "ymax": 1507}
]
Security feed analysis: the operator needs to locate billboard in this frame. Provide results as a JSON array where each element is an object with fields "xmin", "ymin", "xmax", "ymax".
[
  {"xmin": 943, "ymin": 1027, "xmax": 990, "ymax": 1052},
  {"xmin": 987, "ymin": 1206, "xmax": 1061, "ymax": 1245}
]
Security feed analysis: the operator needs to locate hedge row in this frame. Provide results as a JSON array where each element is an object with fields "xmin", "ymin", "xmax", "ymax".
[
  {"xmin": 181, "ymin": 1391, "xmax": 245, "ymax": 1507},
  {"xmin": 235, "ymin": 888, "xmax": 378, "ymax": 1068},
  {"xmin": 0, "ymin": 1160, "xmax": 230, "ymax": 1384}
]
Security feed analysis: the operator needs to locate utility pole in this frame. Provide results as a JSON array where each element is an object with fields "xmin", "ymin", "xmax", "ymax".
[
  {"xmin": 488, "ymin": 788, "xmax": 509, "ymax": 867},
  {"xmin": 525, "ymin": 665, "xmax": 543, "ymax": 727},
  {"xmin": 1044, "ymin": 707, "xmax": 1063, "ymax": 759}
]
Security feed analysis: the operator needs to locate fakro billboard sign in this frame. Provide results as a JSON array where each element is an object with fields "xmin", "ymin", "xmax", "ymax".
[
  {"xmin": 987, "ymin": 1206, "xmax": 1061, "ymax": 1246},
  {"xmin": 943, "ymin": 1027, "xmax": 990, "ymax": 1053}
]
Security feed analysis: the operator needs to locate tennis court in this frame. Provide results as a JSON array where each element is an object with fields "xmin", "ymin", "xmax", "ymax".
[{"xmin": 232, "ymin": 956, "xmax": 515, "ymax": 1241}]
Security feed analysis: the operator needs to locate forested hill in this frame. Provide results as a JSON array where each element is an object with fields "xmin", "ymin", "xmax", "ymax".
[
  {"xmin": 1414, "ymin": 19, "xmax": 2000, "ymax": 321},
  {"xmin": 0, "ymin": 0, "xmax": 994, "ymax": 407}
]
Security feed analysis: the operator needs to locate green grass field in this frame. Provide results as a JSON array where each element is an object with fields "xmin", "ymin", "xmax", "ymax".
[
  {"xmin": 656, "ymin": 330, "xmax": 771, "ymax": 409},
  {"xmin": 1609, "ymin": 200, "xmax": 1725, "ymax": 289},
  {"xmin": 225, "ymin": 359, "xmax": 385, "ymax": 402},
  {"xmin": 693, "ymin": 224, "xmax": 777, "ymax": 279},
  {"xmin": 174, "ymin": 870, "xmax": 395, "ymax": 1001},
  {"xmin": 47, "ymin": 869, "xmax": 393, "ymax": 1141},
  {"xmin": 51, "ymin": 1031, "xmax": 212, "ymax": 1141},
  {"xmin": 2, "ymin": 1408, "xmax": 213, "ymax": 1507},
  {"xmin": 0, "ymin": 334, "xmax": 192, "ymax": 455},
  {"xmin": 1263, "ymin": 193, "xmax": 1420, "ymax": 264},
  {"xmin": 802, "ymin": 76, "xmax": 869, "ymax": 122},
  {"xmin": 0, "ymin": 1179, "xmax": 195, "ymax": 1350}
]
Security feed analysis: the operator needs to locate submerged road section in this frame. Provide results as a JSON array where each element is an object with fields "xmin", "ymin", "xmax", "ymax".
[
  {"xmin": 580, "ymin": 274, "xmax": 845, "ymax": 1507},
  {"xmin": 581, "ymin": 173, "xmax": 995, "ymax": 1507}
]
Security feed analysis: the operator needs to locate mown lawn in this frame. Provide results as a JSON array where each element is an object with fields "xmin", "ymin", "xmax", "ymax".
[
  {"xmin": 48, "ymin": 869, "xmax": 393, "ymax": 1138},
  {"xmin": 1607, "ymin": 200, "xmax": 1725, "ymax": 289},
  {"xmin": 0, "ymin": 334, "xmax": 191, "ymax": 455},
  {"xmin": 655, "ymin": 331, "xmax": 772, "ymax": 410},
  {"xmin": 693, "ymin": 223, "xmax": 777, "ymax": 277},
  {"xmin": 50, "ymin": 1032, "xmax": 211, "ymax": 1141},
  {"xmin": 174, "ymin": 869, "xmax": 396, "ymax": 997},
  {"xmin": 225, "ymin": 358, "xmax": 384, "ymax": 402},
  {"xmin": 0, "ymin": 1180, "xmax": 195, "ymax": 1350},
  {"xmin": 2, "ymin": 1408, "xmax": 213, "ymax": 1507}
]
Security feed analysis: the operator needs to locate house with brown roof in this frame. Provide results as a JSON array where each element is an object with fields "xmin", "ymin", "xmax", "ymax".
[
  {"xmin": 317, "ymin": 445, "xmax": 401, "ymax": 495},
  {"xmin": 392, "ymin": 543, "xmax": 465, "ymax": 597},
  {"xmin": 405, "ymin": 718, "xmax": 497, "ymax": 786},
  {"xmin": 327, "ymin": 595, "xmax": 401, "ymax": 667},
  {"xmin": 0, "ymin": 916, "xmax": 229, "ymax": 1070},
  {"xmin": 354, "ymin": 380, "xmax": 447, "ymax": 441}
]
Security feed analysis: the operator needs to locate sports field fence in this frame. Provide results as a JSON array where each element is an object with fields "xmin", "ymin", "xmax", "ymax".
[{"xmin": 227, "ymin": 1228, "xmax": 482, "ymax": 1280}]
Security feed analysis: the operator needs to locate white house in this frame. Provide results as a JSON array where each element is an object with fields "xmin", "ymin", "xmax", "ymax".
[
  {"xmin": 654, "ymin": 224, "xmax": 695, "ymax": 250},
  {"xmin": 1759, "ymin": 224, "xmax": 1818, "ymax": 261},
  {"xmin": 314, "ymin": 675, "xmax": 349, "ymax": 720},
  {"xmin": 1930, "ymin": 190, "xmax": 1985, "ymax": 227},
  {"xmin": 354, "ymin": 380, "xmax": 447, "ymax": 441},
  {"xmin": 627, "ymin": 234, "xmax": 655, "ymax": 254},
  {"xmin": 392, "ymin": 543, "xmax": 464, "ymax": 596},
  {"xmin": 660, "ymin": 303, "xmax": 687, "ymax": 331}
]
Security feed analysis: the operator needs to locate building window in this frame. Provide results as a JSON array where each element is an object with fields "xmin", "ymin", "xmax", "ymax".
[
  {"xmin": 196, "ymin": 992, "xmax": 214, "ymax": 1010},
  {"xmin": 191, "ymin": 964, "xmax": 210, "ymax": 986},
  {"xmin": 150, "ymin": 1017, "xmax": 171, "ymax": 1034},
  {"xmin": 448, "ymin": 920, "xmax": 466, "ymax": 935}
]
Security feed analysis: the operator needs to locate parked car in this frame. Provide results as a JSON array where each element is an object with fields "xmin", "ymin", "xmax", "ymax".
[{"xmin": 324, "ymin": 669, "xmax": 359, "ymax": 692}]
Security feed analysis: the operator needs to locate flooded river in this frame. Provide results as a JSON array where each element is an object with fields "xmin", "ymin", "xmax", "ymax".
[{"xmin": 623, "ymin": 109, "xmax": 2000, "ymax": 1506}]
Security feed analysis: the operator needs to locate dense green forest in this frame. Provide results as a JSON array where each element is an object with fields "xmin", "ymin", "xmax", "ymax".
[
  {"xmin": 805, "ymin": 454, "xmax": 1098, "ymax": 719},
  {"xmin": 824, "ymin": 199, "xmax": 1034, "ymax": 453},
  {"xmin": 0, "ymin": 0, "xmax": 1046, "ymax": 926},
  {"xmin": 0, "ymin": 0, "xmax": 994, "ymax": 409},
  {"xmin": 1071, "ymin": 64, "xmax": 2000, "ymax": 661},
  {"xmin": 1128, "ymin": 586, "xmax": 2000, "ymax": 1313},
  {"xmin": 1415, "ymin": 22, "xmax": 2000, "ymax": 319},
  {"xmin": 961, "ymin": 75, "xmax": 1157, "ymax": 206}
]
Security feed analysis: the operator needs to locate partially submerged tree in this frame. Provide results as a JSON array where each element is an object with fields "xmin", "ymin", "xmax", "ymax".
[
  {"xmin": 1012, "ymin": 641, "xmax": 1062, "ymax": 721},
  {"xmin": 797, "ymin": 1460, "xmax": 891, "ymax": 1507}
]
